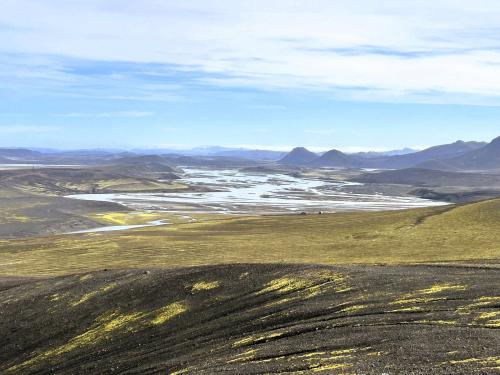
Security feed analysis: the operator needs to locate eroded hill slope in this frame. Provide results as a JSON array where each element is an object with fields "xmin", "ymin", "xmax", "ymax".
[{"xmin": 1, "ymin": 264, "xmax": 499, "ymax": 374}]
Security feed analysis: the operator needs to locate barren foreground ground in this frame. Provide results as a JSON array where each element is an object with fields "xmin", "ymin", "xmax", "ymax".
[{"xmin": 1, "ymin": 264, "xmax": 499, "ymax": 374}]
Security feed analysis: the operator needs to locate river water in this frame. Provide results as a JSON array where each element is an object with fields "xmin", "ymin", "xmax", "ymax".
[{"xmin": 66, "ymin": 168, "xmax": 447, "ymax": 215}]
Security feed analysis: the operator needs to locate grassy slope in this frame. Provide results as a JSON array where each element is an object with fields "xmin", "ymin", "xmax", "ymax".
[
  {"xmin": 0, "ymin": 169, "xmax": 185, "ymax": 195},
  {"xmin": 0, "ymin": 167, "xmax": 188, "ymax": 238},
  {"xmin": 1, "ymin": 199, "xmax": 499, "ymax": 277}
]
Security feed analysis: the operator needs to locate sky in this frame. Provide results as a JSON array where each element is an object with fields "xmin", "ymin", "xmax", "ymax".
[{"xmin": 1, "ymin": 0, "xmax": 500, "ymax": 152}]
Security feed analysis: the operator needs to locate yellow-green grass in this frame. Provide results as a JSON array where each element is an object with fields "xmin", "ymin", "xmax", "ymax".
[
  {"xmin": 9, "ymin": 178, "xmax": 187, "ymax": 196},
  {"xmin": 89, "ymin": 211, "xmax": 226, "ymax": 226},
  {"xmin": 90, "ymin": 211, "xmax": 166, "ymax": 226},
  {"xmin": 89, "ymin": 179, "xmax": 187, "ymax": 192},
  {"xmin": 1, "ymin": 199, "xmax": 499, "ymax": 277},
  {"xmin": 54, "ymin": 179, "xmax": 187, "ymax": 194},
  {"xmin": 0, "ymin": 213, "xmax": 34, "ymax": 224}
]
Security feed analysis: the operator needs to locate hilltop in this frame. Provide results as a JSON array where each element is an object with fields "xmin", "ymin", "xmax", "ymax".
[{"xmin": 279, "ymin": 147, "xmax": 318, "ymax": 165}]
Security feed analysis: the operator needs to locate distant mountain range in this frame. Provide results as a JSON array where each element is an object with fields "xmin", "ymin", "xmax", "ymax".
[
  {"xmin": 351, "ymin": 148, "xmax": 417, "ymax": 158},
  {"xmin": 133, "ymin": 147, "xmax": 286, "ymax": 161},
  {"xmin": 278, "ymin": 138, "xmax": 498, "ymax": 170},
  {"xmin": 278, "ymin": 146, "xmax": 419, "ymax": 167},
  {"xmin": 1, "ymin": 137, "xmax": 499, "ymax": 171}
]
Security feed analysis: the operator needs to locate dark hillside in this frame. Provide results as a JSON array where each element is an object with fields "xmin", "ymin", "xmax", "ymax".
[
  {"xmin": 421, "ymin": 136, "xmax": 500, "ymax": 171},
  {"xmin": 1, "ymin": 264, "xmax": 498, "ymax": 374}
]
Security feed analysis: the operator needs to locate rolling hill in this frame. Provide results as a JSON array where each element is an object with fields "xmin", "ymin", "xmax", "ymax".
[
  {"xmin": 106, "ymin": 155, "xmax": 181, "ymax": 179},
  {"xmin": 0, "ymin": 166, "xmax": 183, "ymax": 196}
]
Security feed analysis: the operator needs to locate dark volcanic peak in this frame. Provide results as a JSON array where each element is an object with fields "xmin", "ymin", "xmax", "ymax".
[
  {"xmin": 279, "ymin": 147, "xmax": 318, "ymax": 165},
  {"xmin": 308, "ymin": 148, "xmax": 361, "ymax": 168}
]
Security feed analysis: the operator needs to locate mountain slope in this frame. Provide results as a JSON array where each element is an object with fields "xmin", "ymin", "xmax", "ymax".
[
  {"xmin": 278, "ymin": 141, "xmax": 486, "ymax": 169},
  {"xmin": 352, "ymin": 167, "xmax": 500, "ymax": 186},
  {"xmin": 421, "ymin": 136, "xmax": 500, "ymax": 171},
  {"xmin": 279, "ymin": 147, "xmax": 317, "ymax": 165},
  {"xmin": 367, "ymin": 140, "xmax": 487, "ymax": 169}
]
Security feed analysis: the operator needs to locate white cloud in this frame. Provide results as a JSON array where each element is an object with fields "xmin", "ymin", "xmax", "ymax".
[
  {"xmin": 0, "ymin": 125, "xmax": 62, "ymax": 134},
  {"xmin": 2, "ymin": 1, "xmax": 500, "ymax": 103}
]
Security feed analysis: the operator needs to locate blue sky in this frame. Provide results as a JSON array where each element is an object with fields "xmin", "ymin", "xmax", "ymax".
[{"xmin": 1, "ymin": 0, "xmax": 500, "ymax": 151}]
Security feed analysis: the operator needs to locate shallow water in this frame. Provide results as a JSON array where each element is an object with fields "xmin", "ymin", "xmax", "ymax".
[
  {"xmin": 67, "ymin": 219, "xmax": 168, "ymax": 234},
  {"xmin": 67, "ymin": 168, "xmax": 448, "ymax": 215}
]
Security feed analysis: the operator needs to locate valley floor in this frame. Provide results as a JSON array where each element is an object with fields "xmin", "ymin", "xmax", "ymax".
[
  {"xmin": 0, "ymin": 197, "xmax": 499, "ymax": 374},
  {"xmin": 1, "ymin": 199, "xmax": 499, "ymax": 276}
]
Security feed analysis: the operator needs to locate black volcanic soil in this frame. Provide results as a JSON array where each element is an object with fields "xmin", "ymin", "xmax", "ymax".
[{"xmin": 1, "ymin": 263, "xmax": 499, "ymax": 374}]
